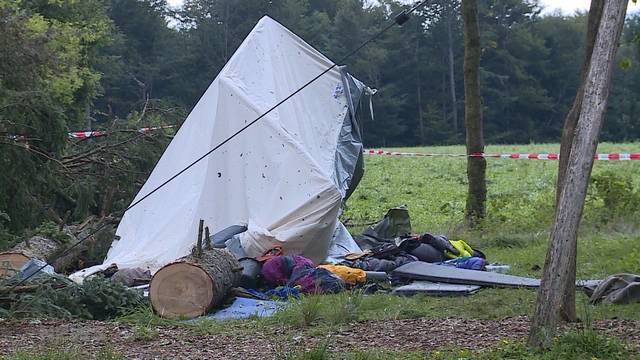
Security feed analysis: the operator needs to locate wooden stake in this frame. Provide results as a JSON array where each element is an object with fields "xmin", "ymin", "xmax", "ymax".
[
  {"xmin": 204, "ymin": 226, "xmax": 211, "ymax": 250},
  {"xmin": 196, "ymin": 219, "xmax": 204, "ymax": 258}
]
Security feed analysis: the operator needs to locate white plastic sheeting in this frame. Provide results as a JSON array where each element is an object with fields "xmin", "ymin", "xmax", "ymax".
[{"xmin": 71, "ymin": 16, "xmax": 366, "ymax": 280}]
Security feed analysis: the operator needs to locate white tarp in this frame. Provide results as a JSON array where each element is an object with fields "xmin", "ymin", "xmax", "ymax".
[{"xmin": 71, "ymin": 16, "xmax": 366, "ymax": 280}]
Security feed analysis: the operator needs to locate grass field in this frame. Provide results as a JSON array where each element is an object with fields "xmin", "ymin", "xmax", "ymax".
[
  {"xmin": 5, "ymin": 144, "xmax": 640, "ymax": 360},
  {"xmin": 344, "ymin": 143, "xmax": 640, "ymax": 279}
]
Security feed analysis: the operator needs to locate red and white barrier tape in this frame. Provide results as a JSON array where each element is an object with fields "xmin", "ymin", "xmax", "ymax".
[
  {"xmin": 5, "ymin": 125, "xmax": 175, "ymax": 142},
  {"xmin": 363, "ymin": 149, "xmax": 640, "ymax": 161},
  {"xmin": 68, "ymin": 125, "xmax": 175, "ymax": 139}
]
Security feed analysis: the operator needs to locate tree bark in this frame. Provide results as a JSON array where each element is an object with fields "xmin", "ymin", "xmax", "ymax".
[
  {"xmin": 462, "ymin": 0, "xmax": 486, "ymax": 225},
  {"xmin": 447, "ymin": 3, "xmax": 459, "ymax": 138},
  {"xmin": 149, "ymin": 248, "xmax": 241, "ymax": 319},
  {"xmin": 415, "ymin": 21, "xmax": 425, "ymax": 144},
  {"xmin": 555, "ymin": 0, "xmax": 605, "ymax": 324},
  {"xmin": 528, "ymin": 0, "xmax": 627, "ymax": 349}
]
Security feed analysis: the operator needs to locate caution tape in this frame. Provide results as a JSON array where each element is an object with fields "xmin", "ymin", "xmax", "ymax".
[
  {"xmin": 4, "ymin": 125, "xmax": 175, "ymax": 142},
  {"xmin": 68, "ymin": 125, "xmax": 175, "ymax": 139},
  {"xmin": 363, "ymin": 149, "xmax": 640, "ymax": 161}
]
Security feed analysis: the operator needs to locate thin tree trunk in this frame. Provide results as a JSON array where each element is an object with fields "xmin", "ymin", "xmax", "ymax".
[
  {"xmin": 417, "ymin": 84, "xmax": 424, "ymax": 143},
  {"xmin": 528, "ymin": 0, "xmax": 627, "ymax": 349},
  {"xmin": 223, "ymin": 2, "xmax": 230, "ymax": 63},
  {"xmin": 555, "ymin": 0, "xmax": 605, "ymax": 323},
  {"xmin": 447, "ymin": 4, "xmax": 459, "ymax": 139},
  {"xmin": 84, "ymin": 100, "xmax": 91, "ymax": 131},
  {"xmin": 442, "ymin": 73, "xmax": 448, "ymax": 124},
  {"xmin": 415, "ymin": 23, "xmax": 425, "ymax": 144},
  {"xmin": 462, "ymin": 0, "xmax": 486, "ymax": 225}
]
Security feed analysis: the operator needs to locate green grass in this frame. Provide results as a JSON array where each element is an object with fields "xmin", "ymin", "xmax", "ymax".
[
  {"xmin": 346, "ymin": 143, "xmax": 640, "ymax": 276},
  {"xmin": 346, "ymin": 143, "xmax": 640, "ymax": 234}
]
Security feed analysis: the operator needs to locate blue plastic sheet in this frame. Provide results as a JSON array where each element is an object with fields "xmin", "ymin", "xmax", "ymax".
[{"xmin": 205, "ymin": 297, "xmax": 283, "ymax": 321}]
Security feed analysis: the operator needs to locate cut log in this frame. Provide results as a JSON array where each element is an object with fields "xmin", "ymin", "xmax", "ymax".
[
  {"xmin": 149, "ymin": 248, "xmax": 241, "ymax": 319},
  {"xmin": 0, "ymin": 252, "xmax": 31, "ymax": 279},
  {"xmin": 5, "ymin": 218, "xmax": 118, "ymax": 274},
  {"xmin": 11, "ymin": 236, "xmax": 60, "ymax": 261}
]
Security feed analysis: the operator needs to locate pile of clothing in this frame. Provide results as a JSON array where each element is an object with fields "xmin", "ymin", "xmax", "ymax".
[
  {"xmin": 340, "ymin": 207, "xmax": 487, "ymax": 273},
  {"xmin": 211, "ymin": 207, "xmax": 489, "ymax": 302}
]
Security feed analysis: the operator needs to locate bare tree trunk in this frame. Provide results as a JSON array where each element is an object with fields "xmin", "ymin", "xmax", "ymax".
[
  {"xmin": 447, "ymin": 4, "xmax": 459, "ymax": 139},
  {"xmin": 223, "ymin": 1, "xmax": 230, "ymax": 63},
  {"xmin": 462, "ymin": 0, "xmax": 486, "ymax": 225},
  {"xmin": 555, "ymin": 0, "xmax": 605, "ymax": 324},
  {"xmin": 442, "ymin": 73, "xmax": 448, "ymax": 124},
  {"xmin": 84, "ymin": 100, "xmax": 91, "ymax": 131},
  {"xmin": 528, "ymin": 0, "xmax": 627, "ymax": 349},
  {"xmin": 415, "ymin": 23, "xmax": 425, "ymax": 144}
]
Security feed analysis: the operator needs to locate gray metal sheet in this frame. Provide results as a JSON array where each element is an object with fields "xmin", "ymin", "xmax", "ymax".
[
  {"xmin": 393, "ymin": 261, "xmax": 541, "ymax": 288},
  {"xmin": 392, "ymin": 281, "xmax": 480, "ymax": 296}
]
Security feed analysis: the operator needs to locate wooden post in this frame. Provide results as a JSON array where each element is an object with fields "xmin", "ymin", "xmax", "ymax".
[
  {"xmin": 204, "ymin": 226, "xmax": 211, "ymax": 250},
  {"xmin": 196, "ymin": 219, "xmax": 204, "ymax": 258}
]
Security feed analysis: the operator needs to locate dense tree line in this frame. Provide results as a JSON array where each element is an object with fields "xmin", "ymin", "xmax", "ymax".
[{"xmin": 1, "ymin": 0, "xmax": 639, "ymax": 239}]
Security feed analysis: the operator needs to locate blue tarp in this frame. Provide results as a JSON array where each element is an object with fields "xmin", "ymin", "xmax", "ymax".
[{"xmin": 205, "ymin": 297, "xmax": 283, "ymax": 321}]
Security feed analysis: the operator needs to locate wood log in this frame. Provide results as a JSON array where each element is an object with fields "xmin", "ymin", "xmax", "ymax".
[
  {"xmin": 149, "ymin": 248, "xmax": 242, "ymax": 319},
  {"xmin": 0, "ymin": 252, "xmax": 31, "ymax": 279},
  {"xmin": 10, "ymin": 236, "xmax": 60, "ymax": 261},
  {"xmin": 0, "ymin": 235, "xmax": 62, "ymax": 279},
  {"xmin": 2, "ymin": 218, "xmax": 117, "ymax": 275}
]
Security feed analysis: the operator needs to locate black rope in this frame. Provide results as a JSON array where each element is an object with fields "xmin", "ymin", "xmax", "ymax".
[{"xmin": 11, "ymin": 0, "xmax": 432, "ymax": 289}]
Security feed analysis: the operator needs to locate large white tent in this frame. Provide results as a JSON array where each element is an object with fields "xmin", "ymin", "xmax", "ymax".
[{"xmin": 72, "ymin": 16, "xmax": 371, "ymax": 280}]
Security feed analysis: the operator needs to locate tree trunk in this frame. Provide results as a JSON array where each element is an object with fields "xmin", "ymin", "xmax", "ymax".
[
  {"xmin": 462, "ymin": 0, "xmax": 486, "ymax": 225},
  {"xmin": 555, "ymin": 0, "xmax": 606, "ymax": 324},
  {"xmin": 84, "ymin": 100, "xmax": 92, "ymax": 131},
  {"xmin": 447, "ymin": 4, "xmax": 459, "ymax": 139},
  {"xmin": 149, "ymin": 248, "xmax": 241, "ymax": 319},
  {"xmin": 415, "ymin": 22, "xmax": 425, "ymax": 144},
  {"xmin": 528, "ymin": 0, "xmax": 627, "ymax": 349}
]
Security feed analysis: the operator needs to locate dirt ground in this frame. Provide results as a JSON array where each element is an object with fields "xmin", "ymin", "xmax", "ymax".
[{"xmin": 1, "ymin": 316, "xmax": 639, "ymax": 359}]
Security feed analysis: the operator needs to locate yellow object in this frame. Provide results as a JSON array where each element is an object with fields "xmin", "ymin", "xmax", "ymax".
[
  {"xmin": 318, "ymin": 265, "xmax": 366, "ymax": 285},
  {"xmin": 445, "ymin": 239, "xmax": 474, "ymax": 259}
]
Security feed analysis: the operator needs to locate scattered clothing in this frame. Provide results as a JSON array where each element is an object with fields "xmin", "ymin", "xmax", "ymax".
[
  {"xmin": 289, "ymin": 267, "xmax": 344, "ymax": 294},
  {"xmin": 410, "ymin": 243, "xmax": 445, "ymax": 263},
  {"xmin": 318, "ymin": 265, "xmax": 366, "ymax": 285},
  {"xmin": 262, "ymin": 255, "xmax": 313, "ymax": 286},
  {"xmin": 440, "ymin": 257, "xmax": 486, "ymax": 271},
  {"xmin": 445, "ymin": 239, "xmax": 474, "ymax": 259},
  {"xmin": 265, "ymin": 286, "xmax": 301, "ymax": 300},
  {"xmin": 420, "ymin": 234, "xmax": 458, "ymax": 256},
  {"xmin": 343, "ymin": 254, "xmax": 418, "ymax": 272},
  {"xmin": 589, "ymin": 273, "xmax": 640, "ymax": 305},
  {"xmin": 261, "ymin": 255, "xmax": 344, "ymax": 294},
  {"xmin": 232, "ymin": 287, "xmax": 270, "ymax": 301}
]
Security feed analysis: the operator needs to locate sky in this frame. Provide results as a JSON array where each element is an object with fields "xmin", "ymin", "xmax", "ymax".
[{"xmin": 166, "ymin": 0, "xmax": 638, "ymax": 15}]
